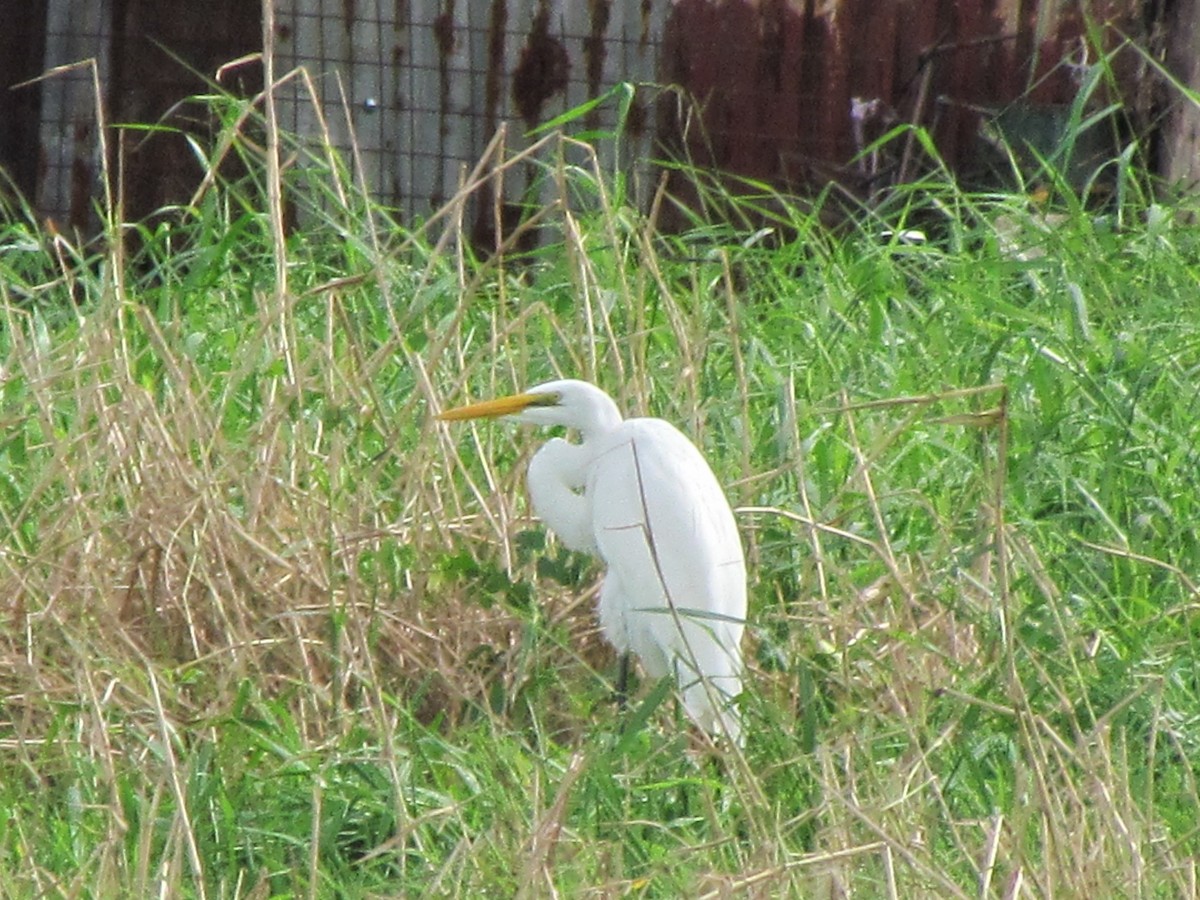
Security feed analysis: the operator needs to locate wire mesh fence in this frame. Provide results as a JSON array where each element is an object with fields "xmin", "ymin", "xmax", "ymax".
[
  {"xmin": 6, "ymin": 0, "xmax": 666, "ymax": 230},
  {"xmin": 0, "ymin": 0, "xmax": 1169, "ymax": 234}
]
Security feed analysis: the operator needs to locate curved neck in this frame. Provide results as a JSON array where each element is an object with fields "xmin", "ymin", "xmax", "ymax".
[
  {"xmin": 527, "ymin": 438, "xmax": 596, "ymax": 553},
  {"xmin": 577, "ymin": 394, "xmax": 622, "ymax": 442}
]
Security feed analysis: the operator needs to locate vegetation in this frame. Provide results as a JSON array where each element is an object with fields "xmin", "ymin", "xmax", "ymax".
[{"xmin": 2, "ymin": 81, "xmax": 1199, "ymax": 898}]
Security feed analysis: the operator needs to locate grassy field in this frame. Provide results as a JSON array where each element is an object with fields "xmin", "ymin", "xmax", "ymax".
[{"xmin": 2, "ymin": 88, "xmax": 1200, "ymax": 898}]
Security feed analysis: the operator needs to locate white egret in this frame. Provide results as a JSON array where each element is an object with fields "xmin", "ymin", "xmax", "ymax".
[{"xmin": 438, "ymin": 379, "xmax": 746, "ymax": 744}]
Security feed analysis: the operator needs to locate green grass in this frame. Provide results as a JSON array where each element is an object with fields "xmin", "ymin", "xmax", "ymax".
[{"xmin": 2, "ymin": 85, "xmax": 1200, "ymax": 897}]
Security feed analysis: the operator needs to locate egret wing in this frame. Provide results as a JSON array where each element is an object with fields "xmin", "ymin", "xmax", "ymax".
[{"xmin": 587, "ymin": 418, "xmax": 746, "ymax": 737}]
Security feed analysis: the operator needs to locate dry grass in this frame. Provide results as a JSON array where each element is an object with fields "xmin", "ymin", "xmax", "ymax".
[{"xmin": 2, "ymin": 64, "xmax": 1199, "ymax": 898}]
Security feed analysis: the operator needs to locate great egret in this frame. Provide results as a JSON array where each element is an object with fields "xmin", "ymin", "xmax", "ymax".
[{"xmin": 437, "ymin": 379, "xmax": 746, "ymax": 744}]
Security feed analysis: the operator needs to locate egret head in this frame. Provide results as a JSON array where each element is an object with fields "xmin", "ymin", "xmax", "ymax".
[{"xmin": 437, "ymin": 379, "xmax": 622, "ymax": 436}]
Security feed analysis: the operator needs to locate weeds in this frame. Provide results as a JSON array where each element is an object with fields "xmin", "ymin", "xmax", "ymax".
[{"xmin": 1, "ymin": 70, "xmax": 1199, "ymax": 897}]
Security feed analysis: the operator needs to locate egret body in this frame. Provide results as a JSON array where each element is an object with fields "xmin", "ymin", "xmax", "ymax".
[{"xmin": 438, "ymin": 379, "xmax": 746, "ymax": 743}]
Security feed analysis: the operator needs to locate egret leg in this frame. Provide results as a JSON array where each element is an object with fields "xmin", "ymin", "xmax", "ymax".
[{"xmin": 615, "ymin": 652, "xmax": 631, "ymax": 709}]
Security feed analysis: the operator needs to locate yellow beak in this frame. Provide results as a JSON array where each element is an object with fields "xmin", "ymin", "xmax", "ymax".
[{"xmin": 436, "ymin": 392, "xmax": 548, "ymax": 421}]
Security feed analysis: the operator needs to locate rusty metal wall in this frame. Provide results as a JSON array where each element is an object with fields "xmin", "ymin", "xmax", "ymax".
[
  {"xmin": 272, "ymin": 1, "xmax": 668, "ymax": 223},
  {"xmin": 1, "ymin": 0, "xmax": 1176, "ymax": 235},
  {"xmin": 658, "ymin": 0, "xmax": 1148, "ymax": 218}
]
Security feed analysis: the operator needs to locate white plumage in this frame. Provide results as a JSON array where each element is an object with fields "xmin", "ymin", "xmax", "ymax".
[{"xmin": 439, "ymin": 379, "xmax": 746, "ymax": 744}]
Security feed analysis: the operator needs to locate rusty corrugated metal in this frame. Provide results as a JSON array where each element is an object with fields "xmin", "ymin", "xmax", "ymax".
[
  {"xmin": 657, "ymin": 0, "xmax": 1147, "ymax": 221},
  {"xmin": 0, "ymin": 0, "xmax": 1182, "ymax": 237}
]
